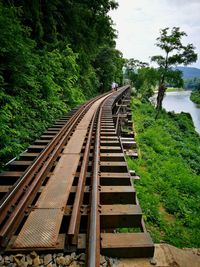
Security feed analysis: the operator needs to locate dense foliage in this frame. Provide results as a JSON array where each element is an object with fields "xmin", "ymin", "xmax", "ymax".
[
  {"xmin": 124, "ymin": 59, "xmax": 158, "ymax": 99},
  {"xmin": 186, "ymin": 77, "xmax": 200, "ymax": 104},
  {"xmin": 0, "ymin": 1, "xmax": 124, "ymax": 169},
  {"xmin": 184, "ymin": 77, "xmax": 200, "ymax": 90},
  {"xmin": 129, "ymin": 98, "xmax": 200, "ymax": 247},
  {"xmin": 190, "ymin": 90, "xmax": 200, "ymax": 104}
]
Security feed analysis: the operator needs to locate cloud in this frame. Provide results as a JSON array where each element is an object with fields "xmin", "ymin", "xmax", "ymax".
[{"xmin": 110, "ymin": 0, "xmax": 200, "ymax": 67}]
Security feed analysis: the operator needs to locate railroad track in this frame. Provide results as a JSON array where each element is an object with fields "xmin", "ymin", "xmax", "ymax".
[{"xmin": 0, "ymin": 86, "xmax": 154, "ymax": 266}]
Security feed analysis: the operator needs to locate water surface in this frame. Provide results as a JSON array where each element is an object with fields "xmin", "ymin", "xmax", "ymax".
[{"xmin": 163, "ymin": 91, "xmax": 200, "ymax": 134}]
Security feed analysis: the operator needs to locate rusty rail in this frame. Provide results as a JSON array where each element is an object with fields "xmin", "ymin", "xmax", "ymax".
[
  {"xmin": 67, "ymin": 110, "xmax": 97, "ymax": 245},
  {"xmin": 87, "ymin": 104, "xmax": 102, "ymax": 267},
  {"xmin": 0, "ymin": 93, "xmax": 109, "ymax": 247},
  {"xmin": 0, "ymin": 86, "xmax": 154, "ymax": 263}
]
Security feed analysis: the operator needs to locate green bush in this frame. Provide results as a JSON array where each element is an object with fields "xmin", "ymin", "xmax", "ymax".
[
  {"xmin": 129, "ymin": 98, "xmax": 200, "ymax": 247},
  {"xmin": 190, "ymin": 90, "xmax": 200, "ymax": 104}
]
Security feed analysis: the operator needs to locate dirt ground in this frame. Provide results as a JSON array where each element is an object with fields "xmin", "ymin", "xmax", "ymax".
[{"xmin": 115, "ymin": 244, "xmax": 200, "ymax": 267}]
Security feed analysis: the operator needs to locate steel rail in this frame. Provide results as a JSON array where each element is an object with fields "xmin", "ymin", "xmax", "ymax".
[
  {"xmin": 87, "ymin": 104, "xmax": 102, "ymax": 267},
  {"xmin": 0, "ymin": 93, "xmax": 110, "ymax": 246},
  {"xmin": 67, "ymin": 109, "xmax": 97, "ymax": 245},
  {"xmin": 68, "ymin": 92, "xmax": 113, "ymax": 246},
  {"xmin": 87, "ymin": 87, "xmax": 130, "ymax": 266}
]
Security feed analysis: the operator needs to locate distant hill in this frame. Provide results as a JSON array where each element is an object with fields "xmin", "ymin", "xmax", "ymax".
[{"xmin": 175, "ymin": 66, "xmax": 200, "ymax": 80}]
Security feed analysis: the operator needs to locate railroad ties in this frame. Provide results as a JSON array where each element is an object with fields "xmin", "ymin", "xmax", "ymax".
[{"xmin": 0, "ymin": 86, "xmax": 154, "ymax": 264}]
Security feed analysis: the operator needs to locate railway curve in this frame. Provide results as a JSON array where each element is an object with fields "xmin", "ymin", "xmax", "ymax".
[{"xmin": 0, "ymin": 86, "xmax": 154, "ymax": 266}]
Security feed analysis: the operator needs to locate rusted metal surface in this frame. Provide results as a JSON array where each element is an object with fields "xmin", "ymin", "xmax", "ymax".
[
  {"xmin": 0, "ymin": 94, "xmax": 107, "ymax": 246},
  {"xmin": 13, "ymin": 209, "xmax": 63, "ymax": 248},
  {"xmin": 101, "ymin": 233, "xmax": 154, "ymax": 258},
  {"xmin": 36, "ymin": 154, "xmax": 80, "ymax": 209},
  {"xmin": 78, "ymin": 232, "xmax": 154, "ymax": 258},
  {"xmin": 0, "ymin": 85, "xmax": 154, "ymax": 261},
  {"xmin": 68, "ymin": 112, "xmax": 96, "ymax": 245},
  {"xmin": 13, "ymin": 96, "xmax": 109, "ymax": 249}
]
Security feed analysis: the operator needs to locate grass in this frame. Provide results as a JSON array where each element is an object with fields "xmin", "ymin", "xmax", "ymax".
[
  {"xmin": 166, "ymin": 87, "xmax": 184, "ymax": 92},
  {"xmin": 129, "ymin": 98, "xmax": 200, "ymax": 247}
]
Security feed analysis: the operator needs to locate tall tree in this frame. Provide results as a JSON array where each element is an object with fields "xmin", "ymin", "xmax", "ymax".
[
  {"xmin": 151, "ymin": 27, "xmax": 197, "ymax": 114},
  {"xmin": 124, "ymin": 59, "xmax": 158, "ymax": 99},
  {"xmin": 94, "ymin": 47, "xmax": 124, "ymax": 92}
]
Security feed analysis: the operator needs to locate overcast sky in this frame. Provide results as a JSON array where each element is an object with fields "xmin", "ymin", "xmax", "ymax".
[{"xmin": 109, "ymin": 0, "xmax": 200, "ymax": 68}]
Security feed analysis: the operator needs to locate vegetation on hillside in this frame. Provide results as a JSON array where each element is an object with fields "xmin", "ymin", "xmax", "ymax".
[
  {"xmin": 129, "ymin": 99, "xmax": 200, "ymax": 247},
  {"xmin": 176, "ymin": 66, "xmax": 200, "ymax": 80},
  {"xmin": 184, "ymin": 77, "xmax": 200, "ymax": 91},
  {"xmin": 0, "ymin": 1, "xmax": 124, "ymax": 169}
]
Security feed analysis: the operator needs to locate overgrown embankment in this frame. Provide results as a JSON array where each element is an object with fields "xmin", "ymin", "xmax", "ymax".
[
  {"xmin": 0, "ymin": 2, "xmax": 124, "ymax": 169},
  {"xmin": 129, "ymin": 98, "xmax": 200, "ymax": 247},
  {"xmin": 190, "ymin": 90, "xmax": 200, "ymax": 104},
  {"xmin": 0, "ymin": 4, "xmax": 85, "ymax": 169}
]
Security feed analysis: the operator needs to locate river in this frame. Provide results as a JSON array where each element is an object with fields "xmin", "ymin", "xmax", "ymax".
[{"xmin": 162, "ymin": 91, "xmax": 200, "ymax": 134}]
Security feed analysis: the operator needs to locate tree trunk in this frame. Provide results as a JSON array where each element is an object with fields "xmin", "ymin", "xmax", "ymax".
[{"xmin": 156, "ymin": 84, "xmax": 166, "ymax": 117}]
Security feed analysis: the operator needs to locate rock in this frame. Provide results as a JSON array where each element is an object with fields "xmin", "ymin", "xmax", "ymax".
[
  {"xmin": 32, "ymin": 255, "xmax": 41, "ymax": 266},
  {"xmin": 78, "ymin": 253, "xmax": 85, "ymax": 262},
  {"xmin": 44, "ymin": 254, "xmax": 52, "ymax": 266},
  {"xmin": 26, "ymin": 255, "xmax": 33, "ymax": 266},
  {"xmin": 19, "ymin": 256, "xmax": 29, "ymax": 267},
  {"xmin": 70, "ymin": 252, "xmax": 76, "ymax": 259},
  {"xmin": 100, "ymin": 255, "xmax": 106, "ymax": 265},
  {"xmin": 4, "ymin": 256, "xmax": 10, "ymax": 263},
  {"xmin": 20, "ymin": 262, "xmax": 28, "ymax": 267},
  {"xmin": 9, "ymin": 255, "xmax": 14, "ymax": 263},
  {"xmin": 65, "ymin": 255, "xmax": 73, "ymax": 265},
  {"xmin": 13, "ymin": 256, "xmax": 21, "ymax": 266},
  {"xmin": 30, "ymin": 251, "xmax": 38, "ymax": 259},
  {"xmin": 57, "ymin": 253, "xmax": 64, "ymax": 257},
  {"xmin": 15, "ymin": 254, "xmax": 25, "ymax": 261},
  {"xmin": 150, "ymin": 257, "xmax": 157, "ymax": 265},
  {"xmin": 56, "ymin": 256, "xmax": 66, "ymax": 266},
  {"xmin": 69, "ymin": 261, "xmax": 80, "ymax": 267}
]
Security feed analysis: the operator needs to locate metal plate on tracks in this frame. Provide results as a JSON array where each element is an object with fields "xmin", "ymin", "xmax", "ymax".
[
  {"xmin": 13, "ymin": 209, "xmax": 63, "ymax": 248},
  {"xmin": 37, "ymin": 154, "xmax": 80, "ymax": 208}
]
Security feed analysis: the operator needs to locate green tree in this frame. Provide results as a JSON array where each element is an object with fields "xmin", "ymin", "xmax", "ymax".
[
  {"xmin": 151, "ymin": 27, "xmax": 197, "ymax": 114},
  {"xmin": 94, "ymin": 46, "xmax": 125, "ymax": 91},
  {"xmin": 124, "ymin": 59, "xmax": 158, "ymax": 99},
  {"xmin": 0, "ymin": 1, "xmax": 123, "ymax": 168},
  {"xmin": 3, "ymin": 0, "xmax": 119, "ymax": 95},
  {"xmin": 124, "ymin": 59, "xmax": 148, "ymax": 87},
  {"xmin": 136, "ymin": 67, "xmax": 159, "ymax": 100}
]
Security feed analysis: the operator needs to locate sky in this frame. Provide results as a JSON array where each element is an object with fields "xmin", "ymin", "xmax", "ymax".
[{"xmin": 109, "ymin": 0, "xmax": 200, "ymax": 68}]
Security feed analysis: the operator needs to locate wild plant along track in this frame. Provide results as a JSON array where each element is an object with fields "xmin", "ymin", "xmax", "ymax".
[{"xmin": 0, "ymin": 86, "xmax": 154, "ymax": 266}]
